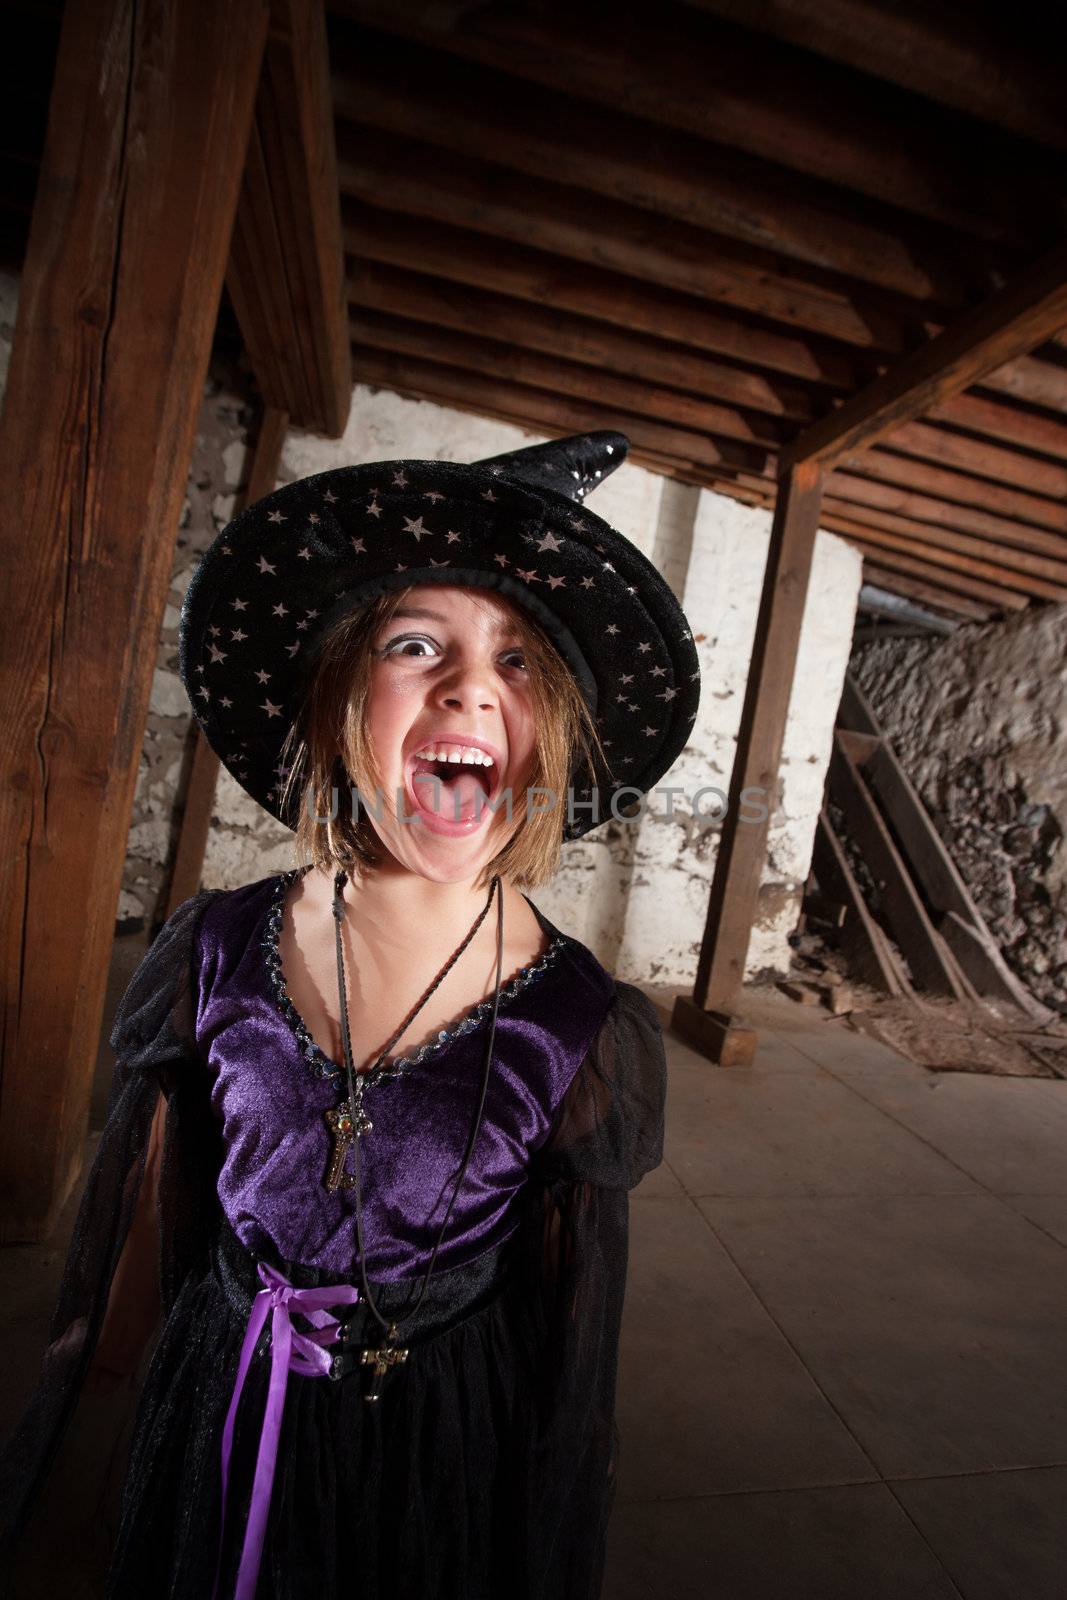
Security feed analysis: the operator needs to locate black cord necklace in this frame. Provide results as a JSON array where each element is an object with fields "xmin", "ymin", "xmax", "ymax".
[{"xmin": 330, "ymin": 869, "xmax": 505, "ymax": 1402}]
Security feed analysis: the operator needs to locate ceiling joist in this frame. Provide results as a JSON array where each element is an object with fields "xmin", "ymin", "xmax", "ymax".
[
  {"xmin": 318, "ymin": 1, "xmax": 1067, "ymax": 616},
  {"xmin": 227, "ymin": 0, "xmax": 351, "ymax": 436}
]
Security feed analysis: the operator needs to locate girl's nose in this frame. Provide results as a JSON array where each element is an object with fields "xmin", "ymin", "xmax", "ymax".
[{"xmin": 434, "ymin": 649, "xmax": 499, "ymax": 713}]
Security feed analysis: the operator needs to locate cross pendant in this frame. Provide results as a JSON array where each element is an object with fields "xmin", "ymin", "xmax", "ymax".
[
  {"xmin": 360, "ymin": 1323, "xmax": 408, "ymax": 1403},
  {"xmin": 324, "ymin": 1092, "xmax": 373, "ymax": 1192}
]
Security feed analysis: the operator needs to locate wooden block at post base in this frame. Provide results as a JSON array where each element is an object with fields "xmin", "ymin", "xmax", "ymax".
[{"xmin": 670, "ymin": 995, "xmax": 759, "ymax": 1066}]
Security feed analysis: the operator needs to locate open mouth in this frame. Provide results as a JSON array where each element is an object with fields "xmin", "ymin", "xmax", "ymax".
[{"xmin": 403, "ymin": 743, "xmax": 503, "ymax": 834}]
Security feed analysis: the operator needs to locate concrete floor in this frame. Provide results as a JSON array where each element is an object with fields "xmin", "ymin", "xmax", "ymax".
[
  {"xmin": 4, "ymin": 990, "xmax": 1066, "ymax": 1598},
  {"xmin": 606, "ymin": 992, "xmax": 1067, "ymax": 1600}
]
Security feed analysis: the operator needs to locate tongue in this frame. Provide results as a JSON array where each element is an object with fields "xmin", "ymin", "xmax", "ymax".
[
  {"xmin": 416, "ymin": 765, "xmax": 485, "ymax": 822},
  {"xmin": 448, "ymin": 771, "xmax": 484, "ymax": 820}
]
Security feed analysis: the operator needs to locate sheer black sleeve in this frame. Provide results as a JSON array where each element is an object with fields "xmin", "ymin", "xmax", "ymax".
[
  {"xmin": 518, "ymin": 979, "xmax": 667, "ymax": 1600},
  {"xmin": 0, "ymin": 887, "xmax": 223, "ymax": 1582}
]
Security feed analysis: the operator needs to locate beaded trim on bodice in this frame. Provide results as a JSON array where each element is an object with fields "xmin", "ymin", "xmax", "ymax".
[{"xmin": 262, "ymin": 868, "xmax": 566, "ymax": 1085}]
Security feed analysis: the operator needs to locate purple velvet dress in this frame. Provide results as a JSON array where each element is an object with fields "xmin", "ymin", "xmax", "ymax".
[{"xmin": 0, "ymin": 870, "xmax": 667, "ymax": 1600}]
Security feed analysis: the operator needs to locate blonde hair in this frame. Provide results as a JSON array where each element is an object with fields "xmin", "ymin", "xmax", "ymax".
[{"xmin": 278, "ymin": 586, "xmax": 606, "ymax": 889}]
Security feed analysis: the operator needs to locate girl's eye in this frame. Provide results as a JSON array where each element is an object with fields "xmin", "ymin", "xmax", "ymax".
[
  {"xmin": 379, "ymin": 634, "xmax": 437, "ymax": 658},
  {"xmin": 376, "ymin": 635, "xmax": 527, "ymax": 670}
]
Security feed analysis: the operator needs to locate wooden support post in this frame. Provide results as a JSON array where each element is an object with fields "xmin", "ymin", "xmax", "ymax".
[
  {"xmin": 672, "ymin": 461, "xmax": 826, "ymax": 1064},
  {"xmin": 0, "ymin": 0, "xmax": 269, "ymax": 1242},
  {"xmin": 164, "ymin": 407, "xmax": 289, "ymax": 919},
  {"xmin": 678, "ymin": 239, "xmax": 1067, "ymax": 1068},
  {"xmin": 228, "ymin": 0, "xmax": 351, "ymax": 436}
]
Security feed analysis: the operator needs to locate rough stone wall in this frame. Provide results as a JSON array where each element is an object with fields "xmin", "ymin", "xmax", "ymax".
[
  {"xmin": 853, "ymin": 607, "xmax": 1067, "ymax": 1011},
  {"xmin": 204, "ymin": 385, "xmax": 861, "ymax": 986},
  {"xmin": 0, "ymin": 269, "xmax": 17, "ymax": 397}
]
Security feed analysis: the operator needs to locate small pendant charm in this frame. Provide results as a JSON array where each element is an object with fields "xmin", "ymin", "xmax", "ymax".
[
  {"xmin": 324, "ymin": 1089, "xmax": 372, "ymax": 1192},
  {"xmin": 360, "ymin": 1322, "xmax": 408, "ymax": 1402}
]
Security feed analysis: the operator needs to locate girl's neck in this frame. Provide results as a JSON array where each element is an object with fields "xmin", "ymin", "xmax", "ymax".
[{"xmin": 319, "ymin": 860, "xmax": 502, "ymax": 964}]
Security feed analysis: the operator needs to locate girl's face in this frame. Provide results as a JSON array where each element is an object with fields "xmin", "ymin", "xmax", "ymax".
[{"xmin": 362, "ymin": 585, "xmax": 538, "ymax": 884}]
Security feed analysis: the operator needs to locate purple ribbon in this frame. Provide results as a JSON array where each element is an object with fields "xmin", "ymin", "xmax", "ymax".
[{"xmin": 212, "ymin": 1261, "xmax": 361, "ymax": 1600}]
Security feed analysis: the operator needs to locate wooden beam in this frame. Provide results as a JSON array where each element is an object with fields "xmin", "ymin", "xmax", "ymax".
[
  {"xmin": 719, "ymin": 472, "xmax": 1059, "ymax": 602},
  {"xmin": 829, "ymin": 734, "xmax": 973, "ymax": 999},
  {"xmin": 329, "ymin": 0, "xmax": 1057, "ymax": 242},
  {"xmin": 828, "ymin": 513, "xmax": 1065, "ymax": 601},
  {"xmin": 821, "ymin": 499, "xmax": 1067, "ymax": 598},
  {"xmin": 340, "ymin": 176, "xmax": 1067, "ymax": 494},
  {"xmin": 675, "ymin": 470, "xmax": 1031, "ymax": 614},
  {"xmin": 680, "ymin": 0, "xmax": 1067, "ymax": 152},
  {"xmin": 810, "ymin": 810, "xmax": 909, "ymax": 996},
  {"xmin": 859, "ymin": 735, "xmax": 1053, "ymax": 1021},
  {"xmin": 781, "ymin": 241, "xmax": 1067, "ymax": 470},
  {"xmin": 0, "ymin": 0, "xmax": 269, "ymax": 1243},
  {"xmin": 737, "ymin": 444, "xmax": 1067, "ymax": 529},
  {"xmin": 741, "ymin": 467, "xmax": 1067, "ymax": 562},
  {"xmin": 228, "ymin": 0, "xmax": 350, "ymax": 435},
  {"xmin": 347, "ymin": 257, "xmax": 811, "ymax": 425},
  {"xmin": 350, "ymin": 310, "xmax": 778, "ymax": 467},
  {"xmin": 163, "ymin": 407, "xmax": 289, "ymax": 919},
  {"xmin": 331, "ymin": 36, "xmax": 974, "ymax": 307},
  {"xmin": 858, "ymin": 563, "xmax": 993, "ymax": 622},
  {"xmin": 683, "ymin": 461, "xmax": 827, "ymax": 1023},
  {"xmin": 981, "ymin": 353, "xmax": 1067, "ymax": 415},
  {"xmin": 930, "ymin": 390, "xmax": 1067, "ymax": 462},
  {"xmin": 842, "ymin": 448, "xmax": 1067, "ymax": 536},
  {"xmin": 349, "ymin": 343, "xmax": 766, "ymax": 475},
  {"xmin": 336, "ymin": 126, "xmax": 914, "ymax": 355},
  {"xmin": 822, "ymin": 472, "xmax": 1067, "ymax": 561},
  {"xmin": 343, "ymin": 200, "xmax": 858, "ymax": 390},
  {"xmin": 836, "ymin": 534, "xmax": 1028, "ymax": 611}
]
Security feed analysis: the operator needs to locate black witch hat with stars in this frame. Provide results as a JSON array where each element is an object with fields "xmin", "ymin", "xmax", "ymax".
[{"xmin": 178, "ymin": 430, "xmax": 700, "ymax": 841}]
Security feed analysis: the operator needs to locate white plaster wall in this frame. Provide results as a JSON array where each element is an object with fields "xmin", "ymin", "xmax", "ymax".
[
  {"xmin": 212, "ymin": 384, "xmax": 861, "ymax": 984},
  {"xmin": 599, "ymin": 496, "xmax": 861, "ymax": 984}
]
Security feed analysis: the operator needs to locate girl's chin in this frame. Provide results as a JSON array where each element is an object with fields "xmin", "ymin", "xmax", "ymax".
[{"xmin": 371, "ymin": 815, "xmax": 506, "ymax": 882}]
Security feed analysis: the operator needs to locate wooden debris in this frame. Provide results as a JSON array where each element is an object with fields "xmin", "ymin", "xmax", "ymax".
[{"xmin": 777, "ymin": 980, "xmax": 823, "ymax": 1005}]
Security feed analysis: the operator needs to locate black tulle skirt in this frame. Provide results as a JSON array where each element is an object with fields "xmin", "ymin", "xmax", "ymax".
[{"xmin": 106, "ymin": 1215, "xmax": 606, "ymax": 1600}]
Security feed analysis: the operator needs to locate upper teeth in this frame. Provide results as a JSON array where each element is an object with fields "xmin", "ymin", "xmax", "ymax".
[{"xmin": 413, "ymin": 744, "xmax": 495, "ymax": 766}]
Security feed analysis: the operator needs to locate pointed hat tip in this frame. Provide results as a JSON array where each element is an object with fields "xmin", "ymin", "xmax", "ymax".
[{"xmin": 474, "ymin": 430, "xmax": 629, "ymax": 505}]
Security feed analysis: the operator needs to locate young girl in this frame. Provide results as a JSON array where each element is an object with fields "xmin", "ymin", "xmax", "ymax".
[{"xmin": 0, "ymin": 431, "xmax": 700, "ymax": 1599}]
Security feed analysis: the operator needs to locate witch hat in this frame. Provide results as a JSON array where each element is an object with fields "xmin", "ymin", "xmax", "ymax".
[{"xmin": 179, "ymin": 431, "xmax": 700, "ymax": 840}]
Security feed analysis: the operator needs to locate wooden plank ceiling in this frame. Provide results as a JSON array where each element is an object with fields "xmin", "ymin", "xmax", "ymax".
[{"xmin": 323, "ymin": 0, "xmax": 1067, "ymax": 623}]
